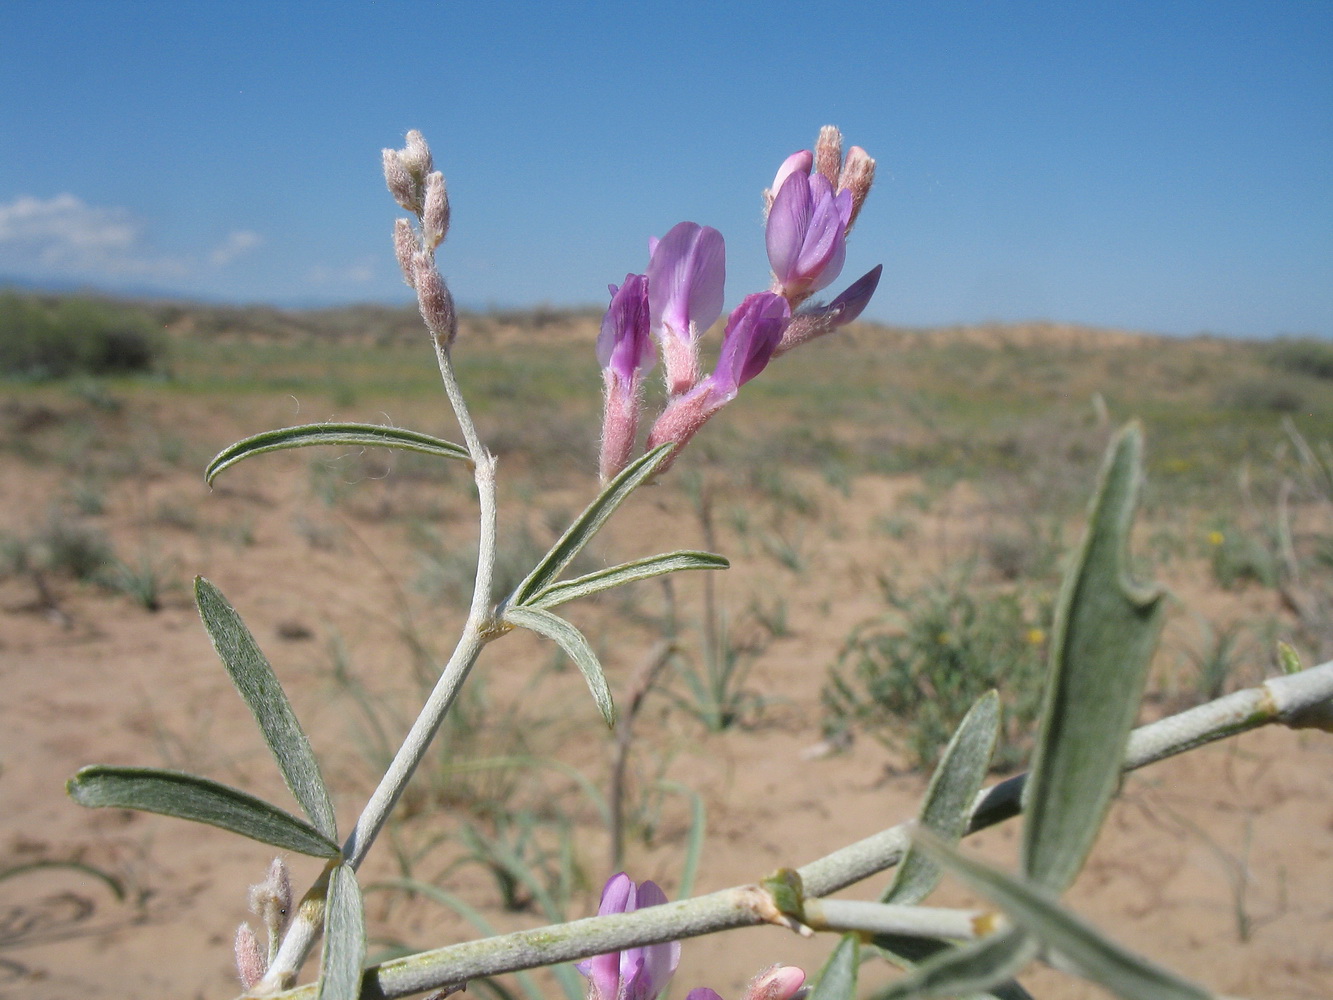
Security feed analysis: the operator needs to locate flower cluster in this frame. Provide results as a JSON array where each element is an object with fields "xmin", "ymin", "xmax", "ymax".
[
  {"xmin": 597, "ymin": 126, "xmax": 882, "ymax": 481},
  {"xmin": 577, "ymin": 874, "xmax": 805, "ymax": 1000},
  {"xmin": 384, "ymin": 130, "xmax": 457, "ymax": 348}
]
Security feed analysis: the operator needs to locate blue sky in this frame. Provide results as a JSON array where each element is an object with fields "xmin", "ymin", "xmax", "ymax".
[{"xmin": 1, "ymin": 1, "xmax": 1329, "ymax": 337}]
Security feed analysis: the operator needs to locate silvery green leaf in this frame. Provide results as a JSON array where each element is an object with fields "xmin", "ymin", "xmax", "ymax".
[
  {"xmin": 914, "ymin": 828, "xmax": 1214, "ymax": 1000},
  {"xmin": 319, "ymin": 862, "xmax": 367, "ymax": 1000},
  {"xmin": 507, "ymin": 443, "xmax": 675, "ymax": 608},
  {"xmin": 523, "ymin": 550, "xmax": 728, "ymax": 610},
  {"xmin": 205, "ymin": 422, "xmax": 469, "ymax": 484},
  {"xmin": 870, "ymin": 936, "xmax": 1034, "ymax": 1000},
  {"xmin": 884, "ymin": 690, "xmax": 999, "ymax": 905},
  {"xmin": 67, "ymin": 765, "xmax": 340, "ymax": 857},
  {"xmin": 1022, "ymin": 423, "xmax": 1165, "ymax": 892},
  {"xmin": 195, "ymin": 577, "xmax": 337, "ymax": 839},
  {"xmin": 872, "ymin": 927, "xmax": 1037, "ymax": 1000},
  {"xmin": 501, "ymin": 606, "xmax": 614, "ymax": 726},
  {"xmin": 808, "ymin": 935, "xmax": 859, "ymax": 1000}
]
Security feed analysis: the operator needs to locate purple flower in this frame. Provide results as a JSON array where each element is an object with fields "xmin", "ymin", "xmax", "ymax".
[
  {"xmin": 709, "ymin": 292, "xmax": 790, "ymax": 401},
  {"xmin": 647, "ymin": 222, "xmax": 726, "ymax": 395},
  {"xmin": 766, "ymin": 170, "xmax": 853, "ymax": 307},
  {"xmin": 597, "ymin": 274, "xmax": 654, "ymax": 381},
  {"xmin": 645, "ymin": 293, "xmax": 789, "ymax": 469},
  {"xmin": 597, "ymin": 276, "xmax": 655, "ymax": 481},
  {"xmin": 578, "ymin": 874, "xmax": 681, "ymax": 1000}
]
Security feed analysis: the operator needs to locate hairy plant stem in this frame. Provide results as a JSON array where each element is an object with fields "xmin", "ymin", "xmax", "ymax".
[
  {"xmin": 256, "ymin": 660, "xmax": 1333, "ymax": 1000},
  {"xmin": 258, "ymin": 341, "xmax": 499, "ymax": 992}
]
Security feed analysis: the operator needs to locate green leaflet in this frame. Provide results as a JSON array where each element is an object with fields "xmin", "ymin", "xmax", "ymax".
[
  {"xmin": 883, "ymin": 691, "xmax": 999, "ymax": 906},
  {"xmin": 914, "ymin": 829, "xmax": 1214, "ymax": 1000},
  {"xmin": 67, "ymin": 765, "xmax": 340, "ymax": 857},
  {"xmin": 205, "ymin": 422, "xmax": 470, "ymax": 484},
  {"xmin": 507, "ymin": 443, "xmax": 675, "ymax": 609},
  {"xmin": 501, "ymin": 606, "xmax": 614, "ymax": 727},
  {"xmin": 1022, "ymin": 422, "xmax": 1166, "ymax": 893},
  {"xmin": 319, "ymin": 863, "xmax": 367, "ymax": 1000},
  {"xmin": 808, "ymin": 935, "xmax": 860, "ymax": 1000},
  {"xmin": 195, "ymin": 577, "xmax": 337, "ymax": 840},
  {"xmin": 873, "ymin": 927, "xmax": 1037, "ymax": 1000},
  {"xmin": 522, "ymin": 550, "xmax": 728, "ymax": 610}
]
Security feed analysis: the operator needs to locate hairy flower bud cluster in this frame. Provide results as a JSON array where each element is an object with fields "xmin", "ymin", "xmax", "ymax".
[
  {"xmin": 596, "ymin": 127, "xmax": 881, "ymax": 480},
  {"xmin": 234, "ymin": 858, "xmax": 292, "ymax": 990},
  {"xmin": 383, "ymin": 131, "xmax": 457, "ymax": 347}
]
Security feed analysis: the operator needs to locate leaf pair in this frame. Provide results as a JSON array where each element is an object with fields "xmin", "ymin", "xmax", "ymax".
[
  {"xmin": 498, "ymin": 444, "xmax": 727, "ymax": 727},
  {"xmin": 69, "ymin": 579, "xmax": 367, "ymax": 998},
  {"xmin": 69, "ymin": 579, "xmax": 338, "ymax": 855}
]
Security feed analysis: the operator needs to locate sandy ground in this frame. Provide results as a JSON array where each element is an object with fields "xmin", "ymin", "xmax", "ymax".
[{"xmin": 2, "ymin": 391, "xmax": 1331, "ymax": 1000}]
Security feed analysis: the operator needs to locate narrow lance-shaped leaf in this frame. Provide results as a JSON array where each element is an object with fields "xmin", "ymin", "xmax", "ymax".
[
  {"xmin": 883, "ymin": 690, "xmax": 1000, "ymax": 906},
  {"xmin": 808, "ymin": 935, "xmax": 859, "ymax": 1000},
  {"xmin": 872, "ymin": 927, "xmax": 1037, "ymax": 1000},
  {"xmin": 206, "ymin": 422, "xmax": 470, "ymax": 484},
  {"xmin": 1022, "ymin": 422, "xmax": 1166, "ymax": 892},
  {"xmin": 913, "ymin": 828, "xmax": 1215, "ymax": 1000},
  {"xmin": 67, "ymin": 765, "xmax": 340, "ymax": 857},
  {"xmin": 319, "ymin": 862, "xmax": 367, "ymax": 1000},
  {"xmin": 501, "ymin": 606, "xmax": 615, "ymax": 726},
  {"xmin": 873, "ymin": 693, "xmax": 1014, "ymax": 996},
  {"xmin": 196, "ymin": 577, "xmax": 337, "ymax": 840},
  {"xmin": 524, "ymin": 550, "xmax": 728, "ymax": 610},
  {"xmin": 507, "ymin": 443, "xmax": 676, "ymax": 609}
]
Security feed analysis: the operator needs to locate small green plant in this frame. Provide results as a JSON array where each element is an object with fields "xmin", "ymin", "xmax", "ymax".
[
  {"xmin": 822, "ymin": 574, "xmax": 1050, "ymax": 770},
  {"xmin": 101, "ymin": 549, "xmax": 179, "ymax": 611},
  {"xmin": 1205, "ymin": 523, "xmax": 1278, "ymax": 589}
]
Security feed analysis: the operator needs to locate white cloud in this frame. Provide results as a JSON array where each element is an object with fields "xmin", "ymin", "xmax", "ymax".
[
  {"xmin": 209, "ymin": 229, "xmax": 263, "ymax": 267},
  {"xmin": 0, "ymin": 194, "xmax": 264, "ymax": 282},
  {"xmin": 0, "ymin": 194, "xmax": 159, "ymax": 271}
]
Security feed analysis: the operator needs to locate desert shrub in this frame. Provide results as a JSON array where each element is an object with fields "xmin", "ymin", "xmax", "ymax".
[
  {"xmin": 822, "ymin": 575, "xmax": 1050, "ymax": 771},
  {"xmin": 1266, "ymin": 337, "xmax": 1333, "ymax": 380},
  {"xmin": 1205, "ymin": 524, "xmax": 1279, "ymax": 590},
  {"xmin": 0, "ymin": 293, "xmax": 165, "ymax": 379},
  {"xmin": 1215, "ymin": 378, "xmax": 1304, "ymax": 413}
]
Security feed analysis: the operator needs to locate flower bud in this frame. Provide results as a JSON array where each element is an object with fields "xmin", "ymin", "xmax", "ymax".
[
  {"xmin": 382, "ymin": 149, "xmax": 420, "ymax": 214},
  {"xmin": 394, "ymin": 218, "xmax": 418, "ymax": 287},
  {"xmin": 744, "ymin": 965, "xmax": 806, "ymax": 1000},
  {"xmin": 413, "ymin": 252, "xmax": 457, "ymax": 347},
  {"xmin": 814, "ymin": 125, "xmax": 843, "ymax": 187},
  {"xmin": 422, "ymin": 171, "xmax": 450, "ymax": 249},
  {"xmin": 837, "ymin": 146, "xmax": 876, "ymax": 234},
  {"xmin": 234, "ymin": 922, "xmax": 265, "ymax": 989},
  {"xmin": 401, "ymin": 129, "xmax": 434, "ymax": 180}
]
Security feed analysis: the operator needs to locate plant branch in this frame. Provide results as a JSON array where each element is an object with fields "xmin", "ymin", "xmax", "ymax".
[
  {"xmin": 252, "ymin": 660, "xmax": 1333, "ymax": 999},
  {"xmin": 258, "ymin": 343, "xmax": 500, "ymax": 992}
]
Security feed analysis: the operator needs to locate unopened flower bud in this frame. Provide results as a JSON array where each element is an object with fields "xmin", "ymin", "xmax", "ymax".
[
  {"xmin": 837, "ymin": 146, "xmax": 876, "ymax": 233},
  {"xmin": 744, "ymin": 965, "xmax": 806, "ymax": 1000},
  {"xmin": 814, "ymin": 126, "xmax": 843, "ymax": 187},
  {"xmin": 234, "ymin": 922, "xmax": 265, "ymax": 989},
  {"xmin": 394, "ymin": 218, "xmax": 418, "ymax": 287},
  {"xmin": 247, "ymin": 857, "xmax": 292, "ymax": 954},
  {"xmin": 422, "ymin": 171, "xmax": 450, "ymax": 249},
  {"xmin": 383, "ymin": 149, "xmax": 420, "ymax": 214},
  {"xmin": 413, "ymin": 252, "xmax": 457, "ymax": 347},
  {"xmin": 401, "ymin": 129, "xmax": 434, "ymax": 181}
]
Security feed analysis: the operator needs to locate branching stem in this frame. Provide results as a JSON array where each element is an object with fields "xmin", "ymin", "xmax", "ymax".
[{"xmin": 258, "ymin": 342, "xmax": 500, "ymax": 992}]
